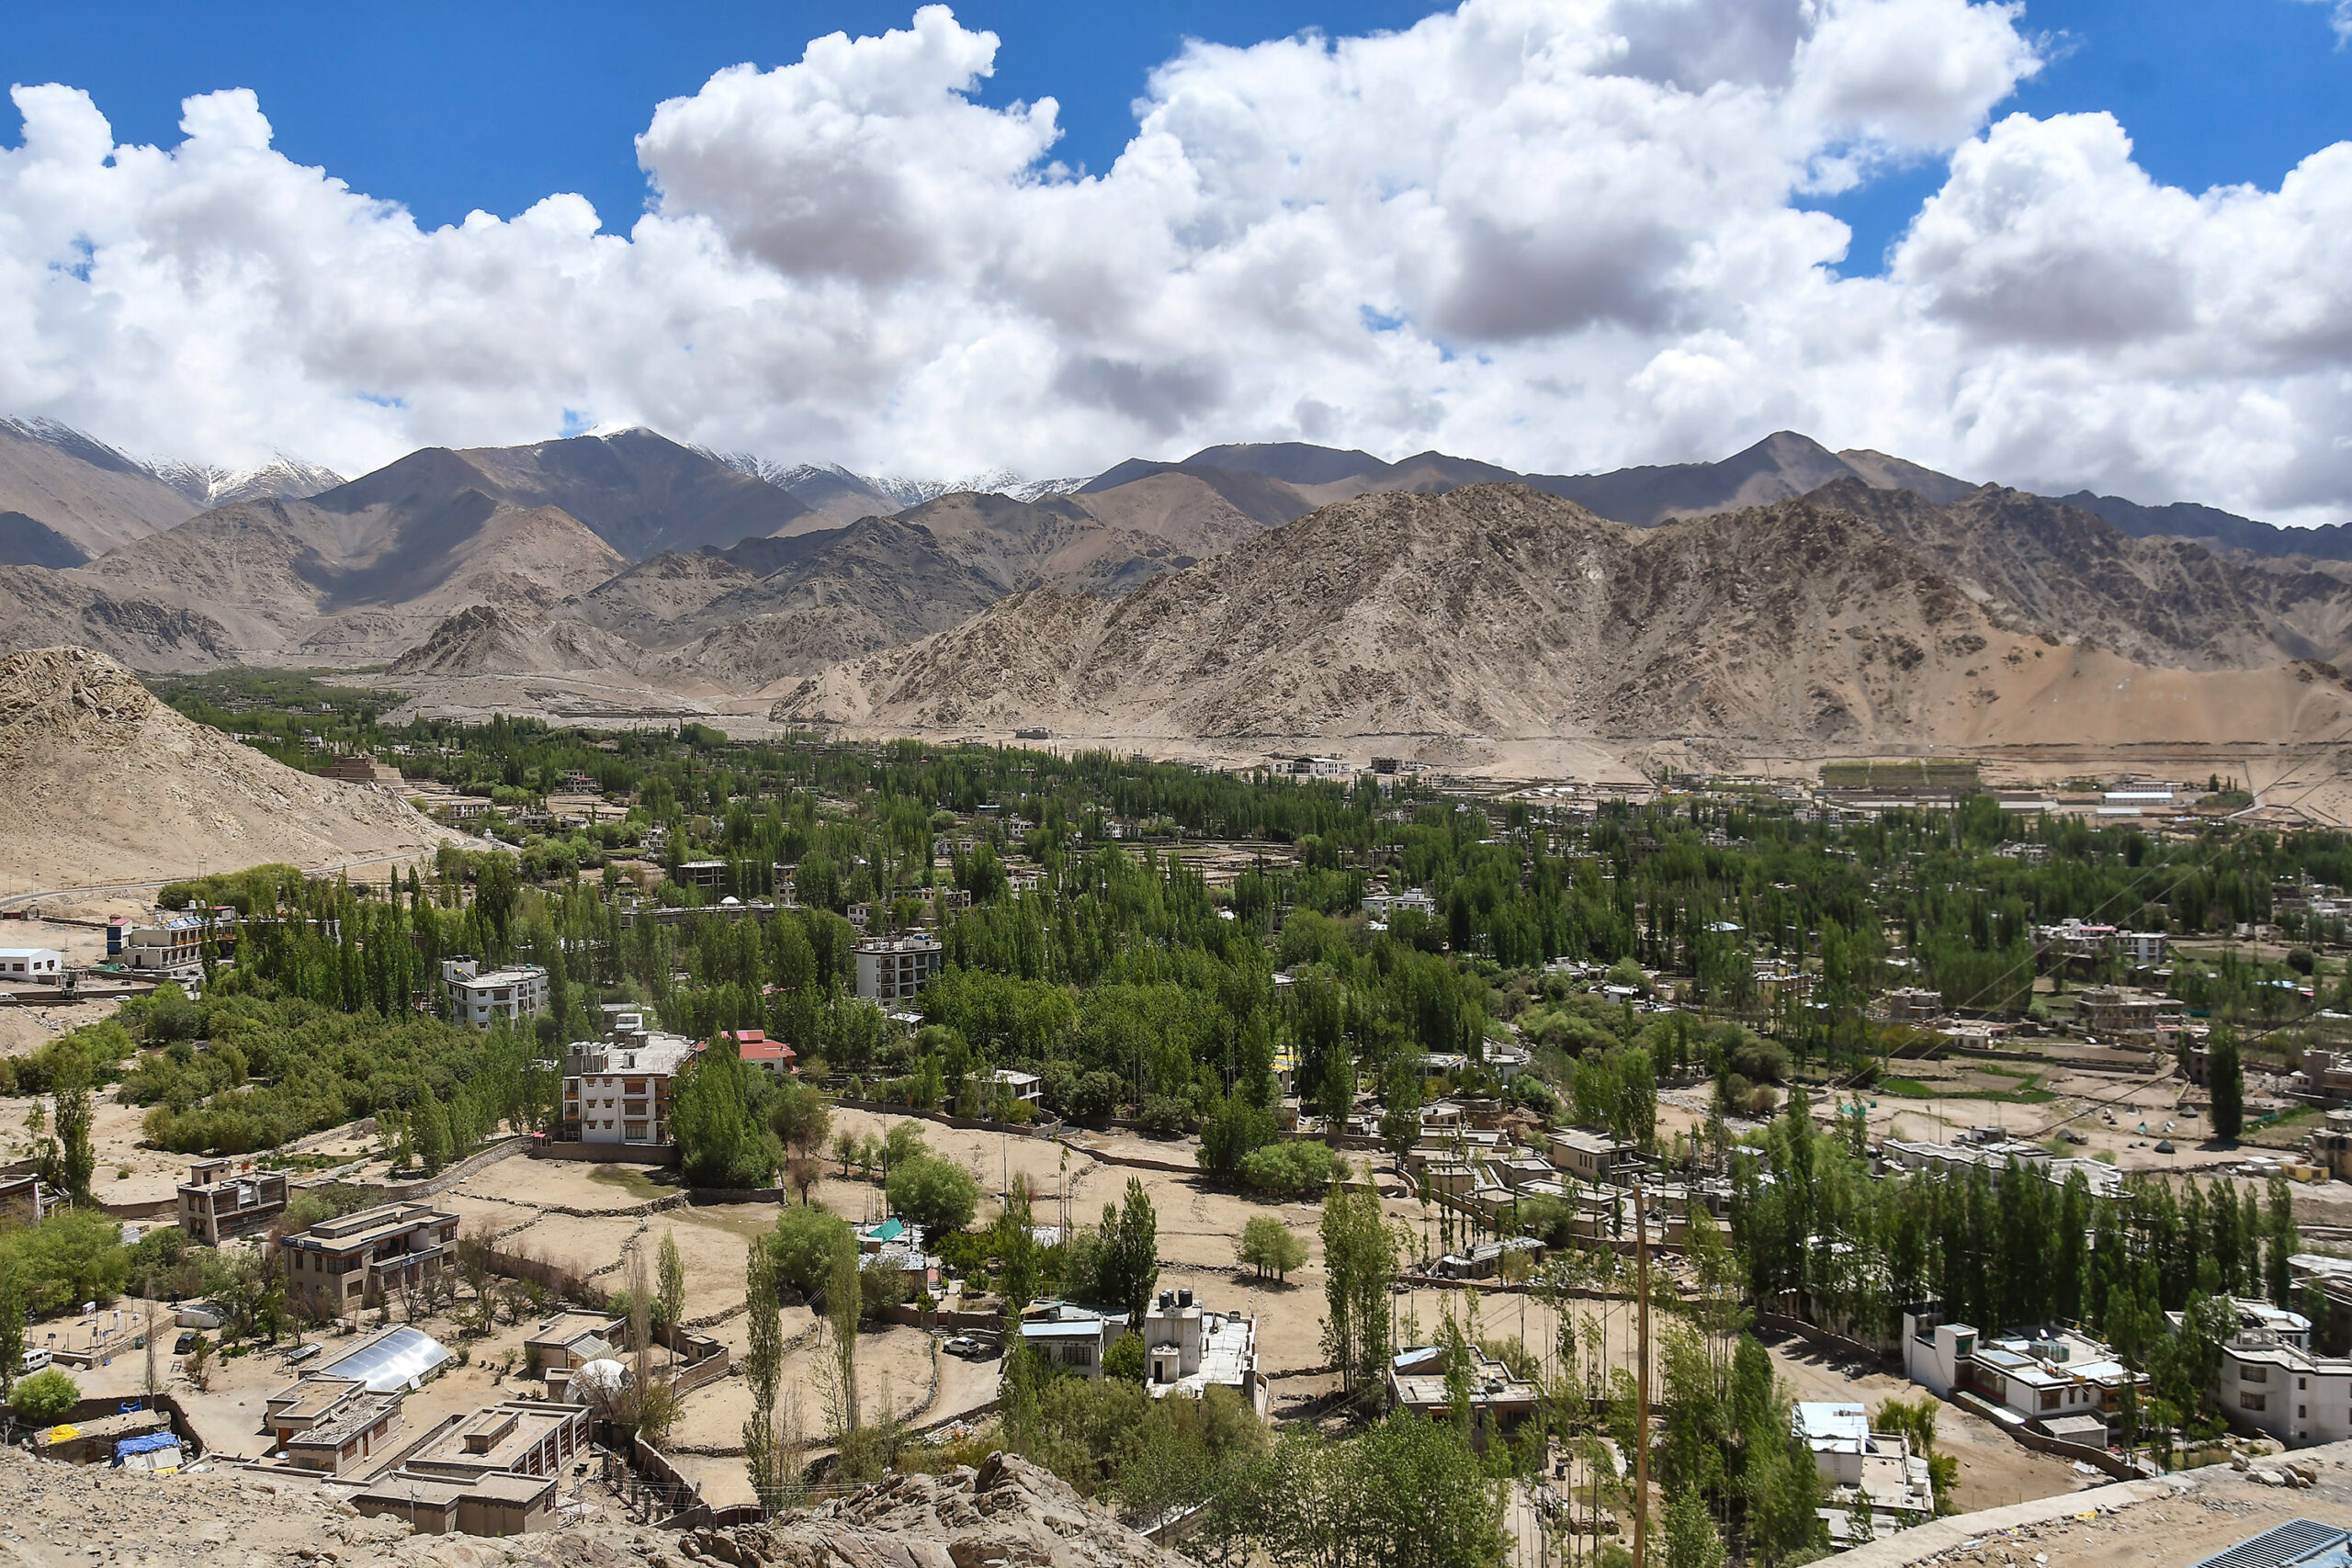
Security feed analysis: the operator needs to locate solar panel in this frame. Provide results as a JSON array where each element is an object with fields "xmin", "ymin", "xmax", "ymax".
[
  {"xmin": 321, "ymin": 1325, "xmax": 451, "ymax": 1392},
  {"xmin": 2194, "ymin": 1519, "xmax": 2349, "ymax": 1568}
]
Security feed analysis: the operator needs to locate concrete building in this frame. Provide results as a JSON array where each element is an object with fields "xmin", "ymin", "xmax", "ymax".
[
  {"xmin": 0, "ymin": 947, "xmax": 62, "ymax": 982},
  {"xmin": 1140, "ymin": 1288, "xmax": 1268, "ymax": 1415},
  {"xmin": 403, "ymin": 1399, "xmax": 590, "ymax": 1489},
  {"xmin": 562, "ymin": 1030, "xmax": 694, "ymax": 1145},
  {"xmin": 2203, "ymin": 1296, "xmax": 2350, "ymax": 1447},
  {"xmin": 854, "ymin": 931, "xmax": 944, "ymax": 1002},
  {"xmin": 2075, "ymin": 987, "xmax": 2177, "ymax": 1041},
  {"xmin": 1363, "ymin": 888, "xmax": 1440, "ymax": 919},
  {"xmin": 522, "ymin": 1312, "xmax": 624, "ymax": 1379},
  {"xmin": 1901, "ymin": 1305, "xmax": 2143, "ymax": 1443},
  {"xmin": 176, "ymin": 1158, "xmax": 290, "ymax": 1245},
  {"xmin": 442, "ymin": 959, "xmax": 550, "ymax": 1029},
  {"xmin": 676, "ymin": 860, "xmax": 728, "ymax": 890},
  {"xmin": 1016, "ymin": 1300, "xmax": 1130, "ymax": 1376},
  {"xmin": 264, "ymin": 1374, "xmax": 404, "ymax": 1475},
  {"xmin": 1547, "ymin": 1126, "xmax": 1642, "ymax": 1185},
  {"xmin": 283, "ymin": 1201, "xmax": 461, "ymax": 1315},
  {"xmin": 1882, "ymin": 987, "xmax": 1944, "ymax": 1023},
  {"xmin": 0, "ymin": 1171, "xmax": 67, "ymax": 1227},
  {"xmin": 1386, "ymin": 1346, "xmax": 1540, "ymax": 1450},
  {"xmin": 121, "ymin": 916, "xmax": 209, "ymax": 972},
  {"xmin": 1793, "ymin": 1401, "xmax": 1936, "ymax": 1527},
  {"xmin": 991, "ymin": 1068, "xmax": 1043, "ymax": 1106}
]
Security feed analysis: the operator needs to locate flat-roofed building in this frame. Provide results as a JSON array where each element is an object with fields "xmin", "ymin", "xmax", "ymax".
[
  {"xmin": 1141, "ymin": 1287, "xmax": 1267, "ymax": 1416},
  {"xmin": 1386, "ymin": 1346, "xmax": 1539, "ymax": 1450},
  {"xmin": 176, "ymin": 1157, "xmax": 290, "ymax": 1245},
  {"xmin": 523, "ymin": 1312, "xmax": 624, "ymax": 1376},
  {"xmin": 1017, "ymin": 1300, "xmax": 1130, "ymax": 1377},
  {"xmin": 1793, "ymin": 1401, "xmax": 1935, "ymax": 1528},
  {"xmin": 404, "ymin": 1399, "xmax": 589, "ymax": 1486},
  {"xmin": 0, "ymin": 947, "xmax": 62, "ymax": 982},
  {"xmin": 562, "ymin": 1031, "xmax": 694, "ymax": 1145},
  {"xmin": 264, "ymin": 1373, "xmax": 404, "ymax": 1475},
  {"xmin": 1548, "ymin": 1126, "xmax": 1641, "ymax": 1185},
  {"xmin": 442, "ymin": 958, "xmax": 549, "ymax": 1029},
  {"xmin": 283, "ymin": 1201, "xmax": 460, "ymax": 1314},
  {"xmin": 854, "ymin": 931, "xmax": 944, "ymax": 1002},
  {"xmin": 0, "ymin": 1171, "xmax": 66, "ymax": 1227},
  {"xmin": 352, "ymin": 1470, "xmax": 559, "ymax": 1537}
]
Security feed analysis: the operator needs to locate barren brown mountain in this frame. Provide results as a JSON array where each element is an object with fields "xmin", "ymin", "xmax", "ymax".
[
  {"xmin": 769, "ymin": 484, "xmax": 2352, "ymax": 756},
  {"xmin": 0, "ymin": 646, "xmax": 458, "ymax": 892},
  {"xmin": 1816, "ymin": 478, "xmax": 2352, "ymax": 669}
]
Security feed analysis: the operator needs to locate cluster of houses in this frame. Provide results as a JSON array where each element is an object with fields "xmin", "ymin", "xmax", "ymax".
[{"xmin": 1013, "ymin": 1286, "xmax": 1268, "ymax": 1416}]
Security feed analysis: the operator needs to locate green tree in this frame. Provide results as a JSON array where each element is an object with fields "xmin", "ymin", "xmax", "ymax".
[
  {"xmin": 657, "ymin": 1228, "xmax": 687, "ymax": 1330},
  {"xmin": 2267, "ymin": 1172, "xmax": 2299, "ymax": 1307},
  {"xmin": 0, "ymin": 1271, "xmax": 21, "ymax": 1397},
  {"xmin": 1095, "ymin": 1178, "xmax": 1160, "ymax": 1325},
  {"xmin": 741, "ymin": 1236, "xmax": 801, "ymax": 1517},
  {"xmin": 2209, "ymin": 1028, "xmax": 2245, "ymax": 1142},
  {"xmin": 992, "ymin": 1180, "xmax": 1042, "ymax": 1311},
  {"xmin": 888, "ymin": 1155, "xmax": 980, "ymax": 1235},
  {"xmin": 1662, "ymin": 1486, "xmax": 1726, "ymax": 1568},
  {"xmin": 1321, "ymin": 1185, "xmax": 1397, "ymax": 1404},
  {"xmin": 672, "ymin": 1038, "xmax": 779, "ymax": 1189},
  {"xmin": 1344, "ymin": 1413, "xmax": 1507, "ymax": 1568},
  {"xmin": 768, "ymin": 1080, "xmax": 832, "ymax": 1202},
  {"xmin": 1238, "ymin": 1215, "xmax": 1308, "ymax": 1282},
  {"xmin": 1103, "ymin": 1331, "xmax": 1148, "ymax": 1384},
  {"xmin": 8, "ymin": 1367, "xmax": 79, "ymax": 1424},
  {"xmin": 769, "ymin": 1203, "xmax": 855, "ymax": 1299}
]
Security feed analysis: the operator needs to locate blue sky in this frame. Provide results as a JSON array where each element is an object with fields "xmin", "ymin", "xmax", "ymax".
[{"xmin": 8, "ymin": 0, "xmax": 2346, "ymax": 276}]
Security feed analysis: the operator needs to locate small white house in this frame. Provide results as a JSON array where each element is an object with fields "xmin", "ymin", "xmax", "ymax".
[
  {"xmin": 0, "ymin": 948, "xmax": 63, "ymax": 982},
  {"xmin": 991, "ymin": 1069, "xmax": 1043, "ymax": 1105}
]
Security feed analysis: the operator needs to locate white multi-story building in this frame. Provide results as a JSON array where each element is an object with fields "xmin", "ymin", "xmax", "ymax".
[
  {"xmin": 563, "ymin": 1030, "xmax": 695, "ymax": 1146},
  {"xmin": 442, "ymin": 959, "xmax": 549, "ymax": 1029},
  {"xmin": 2203, "ymin": 1297, "xmax": 2351, "ymax": 1448},
  {"xmin": 854, "ymin": 932, "xmax": 944, "ymax": 1002},
  {"xmin": 122, "ymin": 916, "xmax": 209, "ymax": 971}
]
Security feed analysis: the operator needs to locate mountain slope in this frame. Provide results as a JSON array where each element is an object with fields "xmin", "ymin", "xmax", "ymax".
[
  {"xmin": 392, "ymin": 428, "xmax": 815, "ymax": 560},
  {"xmin": 1816, "ymin": 479, "xmax": 2352, "ymax": 670},
  {"xmin": 62, "ymin": 488, "xmax": 626, "ymax": 664},
  {"xmin": 0, "ymin": 420, "xmax": 199, "ymax": 558},
  {"xmin": 0, "ymin": 646, "xmax": 457, "ymax": 888},
  {"xmin": 770, "ymin": 484, "xmax": 2352, "ymax": 754},
  {"xmin": 2057, "ymin": 491, "xmax": 2352, "ymax": 562}
]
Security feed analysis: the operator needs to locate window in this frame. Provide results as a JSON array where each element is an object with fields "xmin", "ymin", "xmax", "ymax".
[
  {"xmin": 2242, "ymin": 1392, "xmax": 2267, "ymax": 1412},
  {"xmin": 2243, "ymin": 1365, "xmax": 2268, "ymax": 1383},
  {"xmin": 2039, "ymin": 1391, "xmax": 2060, "ymax": 1411}
]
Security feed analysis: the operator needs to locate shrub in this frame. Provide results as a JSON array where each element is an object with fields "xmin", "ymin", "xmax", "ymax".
[
  {"xmin": 1102, "ymin": 1332, "xmax": 1148, "ymax": 1384},
  {"xmin": 8, "ymin": 1367, "xmax": 80, "ymax": 1423},
  {"xmin": 1237, "ymin": 1139, "xmax": 1342, "ymax": 1198}
]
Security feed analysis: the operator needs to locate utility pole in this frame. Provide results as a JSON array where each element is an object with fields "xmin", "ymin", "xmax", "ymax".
[{"xmin": 1633, "ymin": 1175, "xmax": 1649, "ymax": 1568}]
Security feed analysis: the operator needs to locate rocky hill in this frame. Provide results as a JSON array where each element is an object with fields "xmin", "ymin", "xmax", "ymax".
[
  {"xmin": 0, "ymin": 647, "xmax": 458, "ymax": 889},
  {"xmin": 769, "ymin": 484, "xmax": 2352, "ymax": 756},
  {"xmin": 1816, "ymin": 479, "xmax": 2352, "ymax": 669},
  {"xmin": 0, "ymin": 1439, "xmax": 1181, "ymax": 1568},
  {"xmin": 387, "ymin": 603, "xmax": 662, "ymax": 681}
]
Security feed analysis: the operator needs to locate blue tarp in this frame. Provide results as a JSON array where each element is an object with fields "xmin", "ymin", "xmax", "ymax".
[{"xmin": 115, "ymin": 1434, "xmax": 180, "ymax": 1457}]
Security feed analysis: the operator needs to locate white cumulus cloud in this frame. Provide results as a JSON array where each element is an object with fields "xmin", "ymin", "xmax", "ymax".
[{"xmin": 1, "ymin": 0, "xmax": 2350, "ymax": 522}]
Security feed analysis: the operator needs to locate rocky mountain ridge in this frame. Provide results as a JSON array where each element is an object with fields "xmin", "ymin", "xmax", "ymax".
[{"xmin": 767, "ymin": 484, "xmax": 2352, "ymax": 757}]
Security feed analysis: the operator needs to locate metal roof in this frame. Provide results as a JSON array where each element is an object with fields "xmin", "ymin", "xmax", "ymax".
[
  {"xmin": 2193, "ymin": 1521, "xmax": 2350, "ymax": 1568},
  {"xmin": 322, "ymin": 1325, "xmax": 450, "ymax": 1392}
]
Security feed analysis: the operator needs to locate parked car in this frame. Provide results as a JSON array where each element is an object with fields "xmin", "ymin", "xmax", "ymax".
[
  {"xmin": 944, "ymin": 1336, "xmax": 988, "ymax": 1359},
  {"xmin": 19, "ymin": 1348, "xmax": 51, "ymax": 1373}
]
